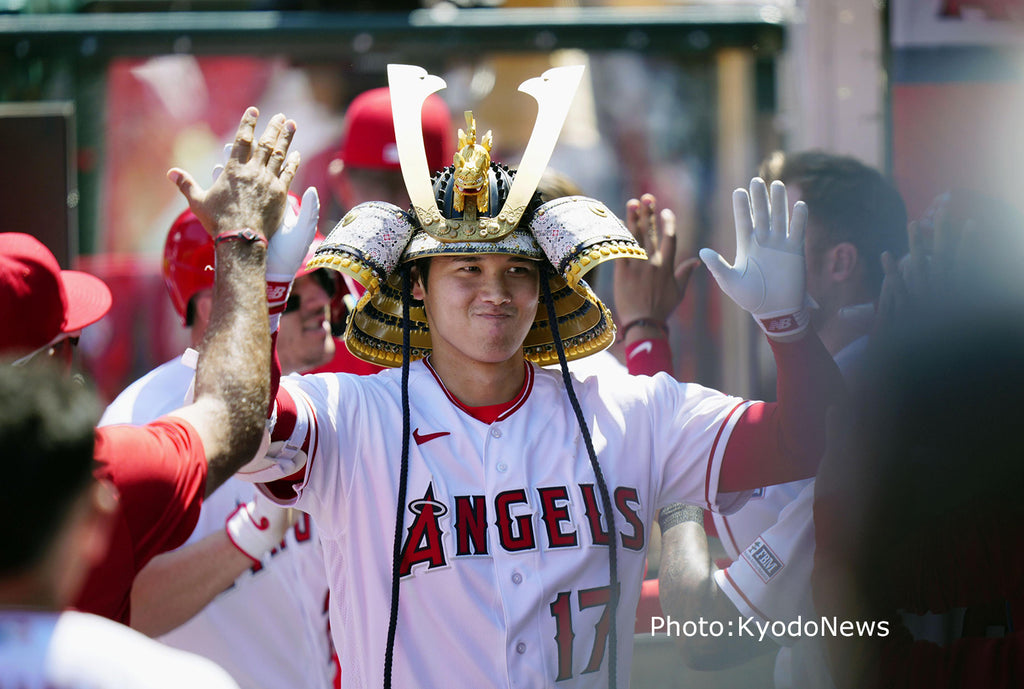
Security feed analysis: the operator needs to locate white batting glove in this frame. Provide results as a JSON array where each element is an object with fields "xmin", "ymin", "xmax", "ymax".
[
  {"xmin": 225, "ymin": 491, "xmax": 296, "ymax": 564},
  {"xmin": 266, "ymin": 186, "xmax": 320, "ymax": 323},
  {"xmin": 699, "ymin": 178, "xmax": 811, "ymax": 338}
]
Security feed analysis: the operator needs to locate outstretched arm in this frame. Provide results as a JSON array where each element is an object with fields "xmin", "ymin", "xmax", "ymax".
[
  {"xmin": 702, "ymin": 178, "xmax": 845, "ymax": 491},
  {"xmin": 165, "ymin": 108, "xmax": 299, "ymax": 495}
]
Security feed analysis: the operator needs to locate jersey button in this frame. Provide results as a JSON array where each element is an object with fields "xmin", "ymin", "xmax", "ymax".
[
  {"xmin": 516, "ymin": 642, "xmax": 527, "ymax": 654},
  {"xmin": 511, "ymin": 571, "xmax": 523, "ymax": 584},
  {"xmin": 490, "ymin": 427, "xmax": 502, "ymax": 438},
  {"xmin": 497, "ymin": 462, "xmax": 508, "ymax": 473}
]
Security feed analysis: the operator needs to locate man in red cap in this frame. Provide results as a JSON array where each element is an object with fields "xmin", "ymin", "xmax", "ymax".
[
  {"xmin": 326, "ymin": 86, "xmax": 454, "ymax": 218},
  {"xmin": 0, "ymin": 107, "xmax": 307, "ymax": 627},
  {"xmin": 0, "ymin": 233, "xmax": 112, "ymax": 368}
]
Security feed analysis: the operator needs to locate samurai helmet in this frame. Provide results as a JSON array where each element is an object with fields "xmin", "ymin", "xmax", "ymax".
[{"xmin": 308, "ymin": 64, "xmax": 647, "ymax": 367}]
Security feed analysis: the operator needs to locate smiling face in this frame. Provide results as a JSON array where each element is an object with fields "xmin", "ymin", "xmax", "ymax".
[
  {"xmin": 278, "ymin": 271, "xmax": 336, "ymax": 374},
  {"xmin": 413, "ymin": 254, "xmax": 540, "ymax": 368}
]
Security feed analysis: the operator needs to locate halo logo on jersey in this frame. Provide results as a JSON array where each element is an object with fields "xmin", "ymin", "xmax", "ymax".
[{"xmin": 742, "ymin": 537, "xmax": 784, "ymax": 583}]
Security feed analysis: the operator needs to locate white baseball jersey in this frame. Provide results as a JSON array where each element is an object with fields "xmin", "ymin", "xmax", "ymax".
[
  {"xmin": 258, "ymin": 358, "xmax": 754, "ymax": 689},
  {"xmin": 101, "ymin": 351, "xmax": 336, "ymax": 689},
  {"xmin": 0, "ymin": 610, "xmax": 239, "ymax": 689}
]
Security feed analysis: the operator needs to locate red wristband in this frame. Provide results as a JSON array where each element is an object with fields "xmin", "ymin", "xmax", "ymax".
[{"xmin": 215, "ymin": 228, "xmax": 268, "ymax": 247}]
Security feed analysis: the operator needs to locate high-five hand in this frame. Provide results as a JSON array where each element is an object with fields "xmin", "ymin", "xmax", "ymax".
[{"xmin": 700, "ymin": 178, "xmax": 810, "ymax": 340}]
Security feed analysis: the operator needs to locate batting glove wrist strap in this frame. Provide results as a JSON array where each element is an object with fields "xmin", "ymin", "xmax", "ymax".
[{"xmin": 225, "ymin": 496, "xmax": 290, "ymax": 564}]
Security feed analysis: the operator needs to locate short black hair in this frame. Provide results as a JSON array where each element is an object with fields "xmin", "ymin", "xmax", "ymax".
[
  {"xmin": 759, "ymin": 151, "xmax": 908, "ymax": 294},
  {"xmin": 0, "ymin": 360, "xmax": 99, "ymax": 574}
]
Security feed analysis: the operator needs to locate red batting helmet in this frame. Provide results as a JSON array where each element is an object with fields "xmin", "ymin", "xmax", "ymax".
[
  {"xmin": 163, "ymin": 193, "xmax": 315, "ymax": 326},
  {"xmin": 163, "ymin": 208, "xmax": 215, "ymax": 327}
]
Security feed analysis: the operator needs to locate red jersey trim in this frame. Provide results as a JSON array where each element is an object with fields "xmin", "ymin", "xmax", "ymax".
[
  {"xmin": 704, "ymin": 401, "xmax": 748, "ymax": 510},
  {"xmin": 423, "ymin": 358, "xmax": 534, "ymax": 424},
  {"xmin": 721, "ymin": 568, "xmax": 773, "ymax": 623}
]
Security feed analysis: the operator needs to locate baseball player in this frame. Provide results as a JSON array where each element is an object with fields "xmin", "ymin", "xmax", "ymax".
[
  {"xmin": 0, "ymin": 106, "xmax": 300, "ymax": 686},
  {"xmin": 657, "ymin": 151, "xmax": 908, "ymax": 688},
  {"xmin": 99, "ymin": 191, "xmax": 338, "ymax": 688},
  {"xmin": 238, "ymin": 65, "xmax": 845, "ymax": 689}
]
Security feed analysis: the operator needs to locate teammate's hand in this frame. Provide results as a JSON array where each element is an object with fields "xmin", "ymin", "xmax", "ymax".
[
  {"xmin": 700, "ymin": 178, "xmax": 810, "ymax": 340},
  {"xmin": 224, "ymin": 491, "xmax": 297, "ymax": 564},
  {"xmin": 614, "ymin": 194, "xmax": 700, "ymax": 343},
  {"xmin": 266, "ymin": 186, "xmax": 319, "ymax": 315},
  {"xmin": 168, "ymin": 108, "xmax": 299, "ymax": 240}
]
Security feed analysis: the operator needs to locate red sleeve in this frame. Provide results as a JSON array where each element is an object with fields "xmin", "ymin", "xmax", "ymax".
[
  {"xmin": 718, "ymin": 333, "xmax": 845, "ymax": 492},
  {"xmin": 624, "ymin": 338, "xmax": 673, "ymax": 376},
  {"xmin": 269, "ymin": 329, "xmax": 281, "ymax": 417},
  {"xmin": 75, "ymin": 419, "xmax": 207, "ymax": 623}
]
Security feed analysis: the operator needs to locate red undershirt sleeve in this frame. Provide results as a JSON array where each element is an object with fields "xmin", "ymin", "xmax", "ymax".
[
  {"xmin": 625, "ymin": 338, "xmax": 674, "ymax": 376},
  {"xmin": 718, "ymin": 332, "xmax": 846, "ymax": 492}
]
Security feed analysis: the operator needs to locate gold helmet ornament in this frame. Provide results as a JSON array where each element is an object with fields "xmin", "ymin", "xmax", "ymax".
[{"xmin": 308, "ymin": 64, "xmax": 647, "ymax": 367}]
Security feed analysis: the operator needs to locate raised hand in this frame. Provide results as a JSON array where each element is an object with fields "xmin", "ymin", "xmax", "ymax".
[
  {"xmin": 614, "ymin": 193, "xmax": 700, "ymax": 342},
  {"xmin": 168, "ymin": 108, "xmax": 299, "ymax": 241},
  {"xmin": 700, "ymin": 178, "xmax": 810, "ymax": 339}
]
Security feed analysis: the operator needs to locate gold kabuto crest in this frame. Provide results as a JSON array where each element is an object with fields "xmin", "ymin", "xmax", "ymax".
[{"xmin": 452, "ymin": 112, "xmax": 493, "ymax": 216}]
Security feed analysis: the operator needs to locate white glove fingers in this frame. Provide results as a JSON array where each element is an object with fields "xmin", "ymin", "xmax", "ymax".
[
  {"xmin": 229, "ymin": 107, "xmax": 260, "ymax": 164},
  {"xmin": 294, "ymin": 187, "xmax": 320, "ymax": 246},
  {"xmin": 210, "ymin": 144, "xmax": 233, "ymax": 183},
  {"xmin": 749, "ymin": 177, "xmax": 772, "ymax": 246},
  {"xmin": 769, "ymin": 180, "xmax": 789, "ymax": 244},
  {"xmin": 788, "ymin": 200, "xmax": 808, "ymax": 248},
  {"xmin": 699, "ymin": 247, "xmax": 733, "ymax": 285},
  {"xmin": 732, "ymin": 187, "xmax": 753, "ymax": 258}
]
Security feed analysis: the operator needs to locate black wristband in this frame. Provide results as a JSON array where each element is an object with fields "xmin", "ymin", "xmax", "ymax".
[
  {"xmin": 620, "ymin": 317, "xmax": 669, "ymax": 340},
  {"xmin": 658, "ymin": 503, "xmax": 705, "ymax": 533}
]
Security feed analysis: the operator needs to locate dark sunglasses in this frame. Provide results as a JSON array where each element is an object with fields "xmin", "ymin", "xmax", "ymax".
[{"xmin": 284, "ymin": 270, "xmax": 337, "ymax": 314}]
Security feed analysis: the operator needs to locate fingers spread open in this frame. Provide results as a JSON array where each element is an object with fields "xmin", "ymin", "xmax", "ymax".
[
  {"xmin": 280, "ymin": 151, "xmax": 301, "ymax": 191},
  {"xmin": 769, "ymin": 180, "xmax": 789, "ymax": 241},
  {"xmin": 749, "ymin": 177, "xmax": 771, "ymax": 246},
  {"xmin": 230, "ymin": 107, "xmax": 260, "ymax": 163},
  {"xmin": 252, "ymin": 113, "xmax": 286, "ymax": 166},
  {"xmin": 267, "ymin": 118, "xmax": 297, "ymax": 176},
  {"xmin": 789, "ymin": 201, "xmax": 807, "ymax": 247},
  {"xmin": 732, "ymin": 187, "xmax": 753, "ymax": 258},
  {"xmin": 167, "ymin": 167, "xmax": 205, "ymax": 210}
]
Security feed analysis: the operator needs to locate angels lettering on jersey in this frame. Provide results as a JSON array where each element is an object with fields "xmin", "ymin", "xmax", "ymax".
[{"xmin": 399, "ymin": 481, "xmax": 645, "ymax": 577}]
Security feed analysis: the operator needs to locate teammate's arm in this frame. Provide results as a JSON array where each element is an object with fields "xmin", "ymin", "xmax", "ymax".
[
  {"xmin": 131, "ymin": 493, "xmax": 295, "ymax": 637},
  {"xmin": 164, "ymin": 108, "xmax": 298, "ymax": 496},
  {"xmin": 701, "ymin": 178, "xmax": 846, "ymax": 491},
  {"xmin": 657, "ymin": 505, "xmax": 774, "ymax": 668}
]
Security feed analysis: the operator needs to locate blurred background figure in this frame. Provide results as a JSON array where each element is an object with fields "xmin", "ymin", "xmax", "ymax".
[
  {"xmin": 324, "ymin": 85, "xmax": 454, "ymax": 226},
  {"xmin": 813, "ymin": 188, "xmax": 1024, "ymax": 689}
]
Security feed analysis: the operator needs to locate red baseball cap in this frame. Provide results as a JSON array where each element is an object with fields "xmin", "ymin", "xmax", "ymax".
[
  {"xmin": 336, "ymin": 87, "xmax": 454, "ymax": 173},
  {"xmin": 0, "ymin": 232, "xmax": 112, "ymax": 356}
]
